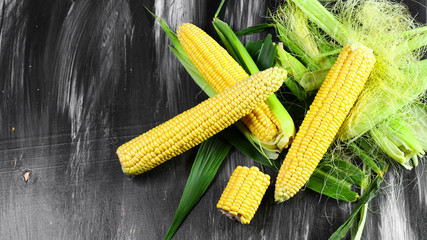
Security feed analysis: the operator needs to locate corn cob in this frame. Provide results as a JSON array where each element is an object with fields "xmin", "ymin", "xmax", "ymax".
[
  {"xmin": 117, "ymin": 67, "xmax": 287, "ymax": 175},
  {"xmin": 217, "ymin": 166, "xmax": 270, "ymax": 224},
  {"xmin": 275, "ymin": 44, "xmax": 376, "ymax": 202},
  {"xmin": 177, "ymin": 23, "xmax": 288, "ymax": 152}
]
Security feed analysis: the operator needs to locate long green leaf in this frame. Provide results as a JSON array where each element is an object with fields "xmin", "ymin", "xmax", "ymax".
[
  {"xmin": 329, "ymin": 176, "xmax": 383, "ymax": 240},
  {"xmin": 350, "ymin": 163, "xmax": 371, "ymax": 240},
  {"xmin": 146, "ymin": 7, "xmax": 184, "ymax": 53},
  {"xmin": 236, "ymin": 23, "xmax": 275, "ymax": 37},
  {"xmin": 245, "ymin": 40, "xmax": 263, "ymax": 60},
  {"xmin": 317, "ymin": 155, "xmax": 365, "ymax": 187},
  {"xmin": 307, "ymin": 168, "xmax": 359, "ymax": 202},
  {"xmin": 165, "ymin": 136, "xmax": 231, "ymax": 240},
  {"xmin": 348, "ymin": 142, "xmax": 384, "ymax": 178},
  {"xmin": 213, "ymin": 18, "xmax": 260, "ymax": 74},
  {"xmin": 255, "ymin": 34, "xmax": 277, "ymax": 71}
]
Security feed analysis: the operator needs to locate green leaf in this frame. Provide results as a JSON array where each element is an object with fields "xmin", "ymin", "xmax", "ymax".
[
  {"xmin": 235, "ymin": 23, "xmax": 275, "ymax": 37},
  {"xmin": 350, "ymin": 163, "xmax": 371, "ymax": 240},
  {"xmin": 213, "ymin": 18, "xmax": 259, "ymax": 74},
  {"xmin": 305, "ymin": 154, "xmax": 364, "ymax": 202},
  {"xmin": 245, "ymin": 34, "xmax": 278, "ymax": 71},
  {"xmin": 283, "ymin": 76, "xmax": 306, "ymax": 102},
  {"xmin": 146, "ymin": 7, "xmax": 184, "ymax": 53},
  {"xmin": 214, "ymin": 0, "xmax": 226, "ymax": 19},
  {"xmin": 318, "ymin": 154, "xmax": 365, "ymax": 187},
  {"xmin": 255, "ymin": 34, "xmax": 277, "ymax": 70},
  {"xmin": 165, "ymin": 136, "xmax": 231, "ymax": 240},
  {"xmin": 348, "ymin": 142, "xmax": 384, "ymax": 178},
  {"xmin": 245, "ymin": 40, "xmax": 263, "ymax": 60},
  {"xmin": 356, "ymin": 138, "xmax": 389, "ymax": 173},
  {"xmin": 307, "ymin": 168, "xmax": 359, "ymax": 202},
  {"xmin": 329, "ymin": 176, "xmax": 383, "ymax": 240}
]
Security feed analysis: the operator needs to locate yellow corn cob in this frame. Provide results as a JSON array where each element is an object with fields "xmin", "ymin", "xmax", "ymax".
[
  {"xmin": 117, "ymin": 67, "xmax": 287, "ymax": 175},
  {"xmin": 275, "ymin": 44, "xmax": 376, "ymax": 202},
  {"xmin": 177, "ymin": 23, "xmax": 282, "ymax": 146},
  {"xmin": 217, "ymin": 166, "xmax": 270, "ymax": 224}
]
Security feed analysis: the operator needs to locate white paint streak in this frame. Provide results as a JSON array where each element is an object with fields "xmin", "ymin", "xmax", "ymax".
[
  {"xmin": 416, "ymin": 163, "xmax": 427, "ymax": 207},
  {"xmin": 154, "ymin": 0, "xmax": 198, "ymax": 114},
  {"xmin": 224, "ymin": 0, "xmax": 267, "ymax": 42},
  {"xmin": 301, "ymin": 220, "xmax": 310, "ymax": 240},
  {"xmin": 379, "ymin": 174, "xmax": 416, "ymax": 240}
]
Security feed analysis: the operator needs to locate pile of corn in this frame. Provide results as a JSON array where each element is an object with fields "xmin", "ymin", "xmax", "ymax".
[{"xmin": 116, "ymin": 18, "xmax": 380, "ymax": 224}]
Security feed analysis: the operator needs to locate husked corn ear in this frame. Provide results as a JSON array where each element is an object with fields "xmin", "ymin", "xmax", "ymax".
[
  {"xmin": 275, "ymin": 44, "xmax": 376, "ymax": 202},
  {"xmin": 117, "ymin": 67, "xmax": 287, "ymax": 175},
  {"xmin": 177, "ymin": 23, "xmax": 282, "ymax": 144},
  {"xmin": 217, "ymin": 166, "xmax": 270, "ymax": 224}
]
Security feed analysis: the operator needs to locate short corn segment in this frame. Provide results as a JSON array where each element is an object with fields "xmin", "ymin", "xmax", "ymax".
[
  {"xmin": 275, "ymin": 44, "xmax": 376, "ymax": 202},
  {"xmin": 177, "ymin": 23, "xmax": 283, "ymax": 146},
  {"xmin": 217, "ymin": 166, "xmax": 270, "ymax": 224},
  {"xmin": 117, "ymin": 67, "xmax": 287, "ymax": 175}
]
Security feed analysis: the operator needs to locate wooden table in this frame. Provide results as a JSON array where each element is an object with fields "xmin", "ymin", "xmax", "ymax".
[{"xmin": 1, "ymin": 0, "xmax": 426, "ymax": 239}]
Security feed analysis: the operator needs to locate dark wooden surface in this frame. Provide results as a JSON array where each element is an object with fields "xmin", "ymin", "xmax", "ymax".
[{"xmin": 0, "ymin": 0, "xmax": 426, "ymax": 239}]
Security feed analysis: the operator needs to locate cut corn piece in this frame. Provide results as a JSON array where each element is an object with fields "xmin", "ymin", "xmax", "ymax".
[
  {"xmin": 275, "ymin": 44, "xmax": 376, "ymax": 202},
  {"xmin": 177, "ymin": 23, "xmax": 287, "ymax": 152},
  {"xmin": 117, "ymin": 67, "xmax": 287, "ymax": 175},
  {"xmin": 217, "ymin": 166, "xmax": 270, "ymax": 224}
]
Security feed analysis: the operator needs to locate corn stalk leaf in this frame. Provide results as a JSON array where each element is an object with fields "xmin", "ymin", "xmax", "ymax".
[
  {"xmin": 244, "ymin": 35, "xmax": 277, "ymax": 71},
  {"xmin": 245, "ymin": 40, "xmax": 263, "ymax": 59},
  {"xmin": 235, "ymin": 23, "xmax": 275, "ymax": 37},
  {"xmin": 165, "ymin": 136, "xmax": 231, "ymax": 240},
  {"xmin": 348, "ymin": 142, "xmax": 384, "ymax": 178},
  {"xmin": 329, "ymin": 176, "xmax": 383, "ymax": 240},
  {"xmin": 255, "ymin": 34, "xmax": 277, "ymax": 71},
  {"xmin": 307, "ymin": 169, "xmax": 359, "ymax": 202},
  {"xmin": 213, "ymin": 18, "xmax": 259, "ymax": 74},
  {"xmin": 318, "ymin": 154, "xmax": 365, "ymax": 187}
]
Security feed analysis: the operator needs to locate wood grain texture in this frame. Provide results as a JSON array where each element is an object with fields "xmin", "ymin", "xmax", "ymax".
[{"xmin": 0, "ymin": 0, "xmax": 426, "ymax": 239}]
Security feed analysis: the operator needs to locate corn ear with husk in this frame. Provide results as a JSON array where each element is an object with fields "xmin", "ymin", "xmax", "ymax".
[
  {"xmin": 177, "ymin": 23, "xmax": 293, "ymax": 158},
  {"xmin": 117, "ymin": 67, "xmax": 287, "ymax": 175},
  {"xmin": 275, "ymin": 44, "xmax": 376, "ymax": 202}
]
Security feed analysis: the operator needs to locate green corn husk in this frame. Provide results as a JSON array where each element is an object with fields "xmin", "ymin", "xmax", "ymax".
[
  {"xmin": 370, "ymin": 102, "xmax": 427, "ymax": 169},
  {"xmin": 275, "ymin": 42, "xmax": 308, "ymax": 82},
  {"xmin": 329, "ymin": 176, "xmax": 383, "ymax": 240},
  {"xmin": 307, "ymin": 154, "xmax": 364, "ymax": 202},
  {"xmin": 288, "ymin": 0, "xmax": 427, "ymax": 140}
]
